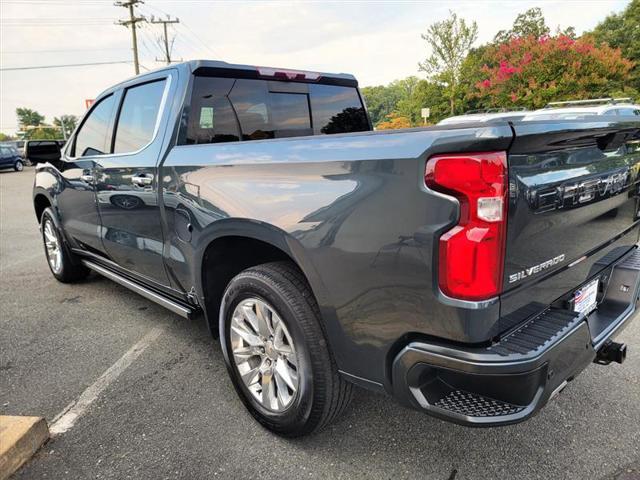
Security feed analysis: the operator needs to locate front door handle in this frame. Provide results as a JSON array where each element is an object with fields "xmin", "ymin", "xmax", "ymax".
[
  {"xmin": 131, "ymin": 174, "xmax": 153, "ymax": 187},
  {"xmin": 80, "ymin": 173, "xmax": 94, "ymax": 183}
]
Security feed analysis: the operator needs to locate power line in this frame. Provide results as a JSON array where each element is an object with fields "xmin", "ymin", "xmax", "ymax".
[
  {"xmin": 137, "ymin": 22, "xmax": 159, "ymax": 60},
  {"xmin": 0, "ymin": 60, "xmax": 133, "ymax": 72},
  {"xmin": 115, "ymin": 0, "xmax": 146, "ymax": 75},
  {"xmin": 2, "ymin": 1, "xmax": 111, "ymax": 3},
  {"xmin": 1, "ymin": 17, "xmax": 114, "ymax": 21},
  {"xmin": 150, "ymin": 15, "xmax": 180, "ymax": 65},
  {"xmin": 1, "ymin": 23, "xmax": 115, "ymax": 27},
  {"xmin": 142, "ymin": 2, "xmax": 221, "ymax": 58},
  {"xmin": 1, "ymin": 47, "xmax": 130, "ymax": 54}
]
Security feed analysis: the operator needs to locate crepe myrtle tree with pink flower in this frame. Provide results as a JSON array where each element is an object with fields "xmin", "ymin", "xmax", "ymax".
[{"xmin": 473, "ymin": 34, "xmax": 634, "ymax": 110}]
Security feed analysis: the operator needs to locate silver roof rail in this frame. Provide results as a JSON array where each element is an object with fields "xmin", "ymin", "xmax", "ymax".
[
  {"xmin": 463, "ymin": 107, "xmax": 528, "ymax": 115},
  {"xmin": 544, "ymin": 97, "xmax": 635, "ymax": 108}
]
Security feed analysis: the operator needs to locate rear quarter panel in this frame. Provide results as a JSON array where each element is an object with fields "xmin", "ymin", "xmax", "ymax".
[{"xmin": 161, "ymin": 126, "xmax": 513, "ymax": 386}]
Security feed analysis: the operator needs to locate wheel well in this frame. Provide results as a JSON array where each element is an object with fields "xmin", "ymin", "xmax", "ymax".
[
  {"xmin": 201, "ymin": 236, "xmax": 303, "ymax": 336},
  {"xmin": 34, "ymin": 194, "xmax": 51, "ymax": 223}
]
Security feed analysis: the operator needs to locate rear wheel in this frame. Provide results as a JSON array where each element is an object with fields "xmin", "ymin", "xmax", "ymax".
[
  {"xmin": 41, "ymin": 208, "xmax": 89, "ymax": 283},
  {"xmin": 220, "ymin": 261, "xmax": 353, "ymax": 437},
  {"xmin": 14, "ymin": 160, "xmax": 23, "ymax": 172}
]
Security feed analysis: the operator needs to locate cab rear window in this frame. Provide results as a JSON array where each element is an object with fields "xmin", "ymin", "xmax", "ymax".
[{"xmin": 183, "ymin": 76, "xmax": 369, "ymax": 145}]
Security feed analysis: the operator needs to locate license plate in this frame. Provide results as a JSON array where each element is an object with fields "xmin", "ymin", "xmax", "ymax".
[{"xmin": 573, "ymin": 279, "xmax": 599, "ymax": 315}]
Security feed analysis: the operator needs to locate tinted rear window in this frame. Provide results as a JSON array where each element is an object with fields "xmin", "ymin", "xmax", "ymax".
[
  {"xmin": 269, "ymin": 92, "xmax": 312, "ymax": 137},
  {"xmin": 182, "ymin": 77, "xmax": 368, "ymax": 145},
  {"xmin": 230, "ymin": 79, "xmax": 313, "ymax": 140}
]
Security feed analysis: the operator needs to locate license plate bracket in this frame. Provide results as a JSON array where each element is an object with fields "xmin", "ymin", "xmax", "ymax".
[{"xmin": 573, "ymin": 278, "xmax": 599, "ymax": 315}]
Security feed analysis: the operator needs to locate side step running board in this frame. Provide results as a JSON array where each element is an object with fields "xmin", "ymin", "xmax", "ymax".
[{"xmin": 82, "ymin": 260, "xmax": 195, "ymax": 319}]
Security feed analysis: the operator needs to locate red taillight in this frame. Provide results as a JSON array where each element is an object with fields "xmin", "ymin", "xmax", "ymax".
[{"xmin": 425, "ymin": 152, "xmax": 508, "ymax": 301}]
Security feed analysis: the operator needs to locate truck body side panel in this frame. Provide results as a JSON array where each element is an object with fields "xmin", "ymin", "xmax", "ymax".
[{"xmin": 161, "ymin": 126, "xmax": 513, "ymax": 384}]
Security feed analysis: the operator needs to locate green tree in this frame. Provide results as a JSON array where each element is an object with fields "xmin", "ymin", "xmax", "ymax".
[
  {"xmin": 399, "ymin": 79, "xmax": 450, "ymax": 124},
  {"xmin": 24, "ymin": 126, "xmax": 60, "ymax": 140},
  {"xmin": 590, "ymin": 0, "xmax": 640, "ymax": 90},
  {"xmin": 361, "ymin": 84, "xmax": 405, "ymax": 125},
  {"xmin": 494, "ymin": 7, "xmax": 550, "ymax": 43},
  {"xmin": 389, "ymin": 76, "xmax": 421, "ymax": 122},
  {"xmin": 419, "ymin": 11, "xmax": 478, "ymax": 115},
  {"xmin": 16, "ymin": 108, "xmax": 44, "ymax": 128},
  {"xmin": 375, "ymin": 112, "xmax": 412, "ymax": 130},
  {"xmin": 53, "ymin": 115, "xmax": 78, "ymax": 139},
  {"xmin": 0, "ymin": 132, "xmax": 16, "ymax": 142},
  {"xmin": 421, "ymin": 80, "xmax": 457, "ymax": 122}
]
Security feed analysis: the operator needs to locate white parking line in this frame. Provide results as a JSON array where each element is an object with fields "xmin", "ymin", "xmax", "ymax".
[{"xmin": 49, "ymin": 327, "xmax": 164, "ymax": 436}]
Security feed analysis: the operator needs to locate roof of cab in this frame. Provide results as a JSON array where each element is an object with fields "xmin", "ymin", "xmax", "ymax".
[
  {"xmin": 85, "ymin": 59, "xmax": 363, "ymax": 113},
  {"xmin": 186, "ymin": 59, "xmax": 358, "ymax": 87},
  {"xmin": 101, "ymin": 60, "xmax": 359, "ymax": 96}
]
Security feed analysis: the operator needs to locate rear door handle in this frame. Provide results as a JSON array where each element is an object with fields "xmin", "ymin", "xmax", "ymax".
[{"xmin": 131, "ymin": 174, "xmax": 153, "ymax": 187}]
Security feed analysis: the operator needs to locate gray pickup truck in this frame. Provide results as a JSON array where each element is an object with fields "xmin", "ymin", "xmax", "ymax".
[{"xmin": 33, "ymin": 60, "xmax": 640, "ymax": 436}]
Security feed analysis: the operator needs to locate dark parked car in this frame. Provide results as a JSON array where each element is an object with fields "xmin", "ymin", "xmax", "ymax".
[
  {"xmin": 33, "ymin": 60, "xmax": 640, "ymax": 436},
  {"xmin": 0, "ymin": 140, "xmax": 25, "ymax": 158},
  {"xmin": 0, "ymin": 145, "xmax": 24, "ymax": 171}
]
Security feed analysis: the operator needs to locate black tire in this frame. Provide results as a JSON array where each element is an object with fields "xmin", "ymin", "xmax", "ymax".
[
  {"xmin": 41, "ymin": 208, "xmax": 89, "ymax": 283},
  {"xmin": 14, "ymin": 160, "xmax": 24, "ymax": 172},
  {"xmin": 219, "ymin": 261, "xmax": 353, "ymax": 437}
]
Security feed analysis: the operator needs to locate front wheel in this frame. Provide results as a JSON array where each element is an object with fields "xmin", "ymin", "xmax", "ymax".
[
  {"xmin": 219, "ymin": 261, "xmax": 353, "ymax": 437},
  {"xmin": 14, "ymin": 160, "xmax": 23, "ymax": 172},
  {"xmin": 41, "ymin": 208, "xmax": 89, "ymax": 283}
]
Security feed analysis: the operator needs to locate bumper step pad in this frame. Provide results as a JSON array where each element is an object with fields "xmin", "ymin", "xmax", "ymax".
[
  {"xmin": 433, "ymin": 390, "xmax": 525, "ymax": 417},
  {"xmin": 488, "ymin": 308, "xmax": 581, "ymax": 357}
]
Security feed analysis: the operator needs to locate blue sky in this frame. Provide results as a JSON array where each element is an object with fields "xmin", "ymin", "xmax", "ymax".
[{"xmin": 0, "ymin": 0, "xmax": 629, "ymax": 135}]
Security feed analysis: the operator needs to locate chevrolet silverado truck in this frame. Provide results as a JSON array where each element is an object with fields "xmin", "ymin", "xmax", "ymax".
[{"xmin": 33, "ymin": 60, "xmax": 640, "ymax": 436}]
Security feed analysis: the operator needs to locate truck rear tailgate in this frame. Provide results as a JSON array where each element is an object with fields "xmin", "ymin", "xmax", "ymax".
[{"xmin": 501, "ymin": 119, "xmax": 640, "ymax": 332}]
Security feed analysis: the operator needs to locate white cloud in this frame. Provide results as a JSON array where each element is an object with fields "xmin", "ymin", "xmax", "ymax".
[{"xmin": 0, "ymin": 0, "xmax": 629, "ymax": 135}]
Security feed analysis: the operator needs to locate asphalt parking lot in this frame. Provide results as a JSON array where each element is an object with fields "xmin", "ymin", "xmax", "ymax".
[{"xmin": 1, "ymin": 167, "xmax": 639, "ymax": 480}]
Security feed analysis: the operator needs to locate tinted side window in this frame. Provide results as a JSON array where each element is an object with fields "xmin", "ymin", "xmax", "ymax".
[
  {"xmin": 113, "ymin": 79, "xmax": 166, "ymax": 154},
  {"xmin": 73, "ymin": 94, "xmax": 115, "ymax": 157},
  {"xmin": 185, "ymin": 76, "xmax": 239, "ymax": 144},
  {"xmin": 309, "ymin": 84, "xmax": 369, "ymax": 134}
]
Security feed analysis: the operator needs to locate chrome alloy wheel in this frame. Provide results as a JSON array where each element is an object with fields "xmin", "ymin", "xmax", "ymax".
[
  {"xmin": 230, "ymin": 298, "xmax": 299, "ymax": 412},
  {"xmin": 43, "ymin": 220, "xmax": 62, "ymax": 274}
]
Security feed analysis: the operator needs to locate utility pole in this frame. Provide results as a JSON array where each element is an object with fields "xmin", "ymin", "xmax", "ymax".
[
  {"xmin": 59, "ymin": 117, "xmax": 67, "ymax": 141},
  {"xmin": 115, "ymin": 0, "xmax": 146, "ymax": 75},
  {"xmin": 150, "ymin": 15, "xmax": 180, "ymax": 65}
]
